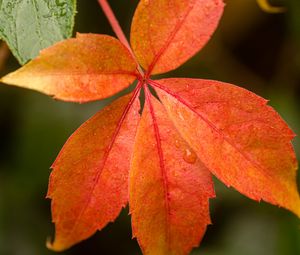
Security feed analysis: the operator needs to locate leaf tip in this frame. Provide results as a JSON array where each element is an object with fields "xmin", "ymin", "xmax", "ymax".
[
  {"xmin": 46, "ymin": 237, "xmax": 65, "ymax": 252},
  {"xmin": 0, "ymin": 73, "xmax": 11, "ymax": 85},
  {"xmin": 0, "ymin": 69, "xmax": 24, "ymax": 87},
  {"xmin": 46, "ymin": 235, "xmax": 74, "ymax": 252},
  {"xmin": 46, "ymin": 237, "xmax": 54, "ymax": 250}
]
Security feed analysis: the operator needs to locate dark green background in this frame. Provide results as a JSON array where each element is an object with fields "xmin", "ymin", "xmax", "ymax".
[{"xmin": 0, "ymin": 0, "xmax": 300, "ymax": 254}]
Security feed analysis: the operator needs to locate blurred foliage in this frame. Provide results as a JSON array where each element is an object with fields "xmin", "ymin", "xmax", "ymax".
[{"xmin": 0, "ymin": 0, "xmax": 299, "ymax": 254}]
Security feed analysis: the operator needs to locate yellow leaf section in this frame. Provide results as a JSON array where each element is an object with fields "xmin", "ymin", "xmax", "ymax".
[
  {"xmin": 129, "ymin": 91, "xmax": 214, "ymax": 255},
  {"xmin": 257, "ymin": 0, "xmax": 286, "ymax": 13},
  {"xmin": 154, "ymin": 78, "xmax": 300, "ymax": 217},
  {"xmin": 47, "ymin": 92, "xmax": 140, "ymax": 251},
  {"xmin": 1, "ymin": 34, "xmax": 138, "ymax": 103},
  {"xmin": 131, "ymin": 0, "xmax": 224, "ymax": 75}
]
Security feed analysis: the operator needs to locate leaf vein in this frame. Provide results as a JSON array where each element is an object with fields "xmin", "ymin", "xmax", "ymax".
[
  {"xmin": 146, "ymin": 3, "xmax": 195, "ymax": 75},
  {"xmin": 65, "ymin": 85, "xmax": 141, "ymax": 241},
  {"xmin": 145, "ymin": 88, "xmax": 171, "ymax": 251},
  {"xmin": 150, "ymin": 80, "xmax": 286, "ymax": 187}
]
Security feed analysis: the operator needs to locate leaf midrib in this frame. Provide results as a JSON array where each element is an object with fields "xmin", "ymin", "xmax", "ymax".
[{"xmin": 150, "ymin": 80, "xmax": 291, "ymax": 193}]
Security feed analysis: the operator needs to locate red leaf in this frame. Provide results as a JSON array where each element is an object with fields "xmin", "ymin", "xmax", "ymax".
[
  {"xmin": 1, "ymin": 34, "xmax": 138, "ymax": 102},
  {"xmin": 130, "ymin": 90, "xmax": 215, "ymax": 255},
  {"xmin": 1, "ymin": 0, "xmax": 299, "ymax": 254},
  {"xmin": 130, "ymin": 0, "xmax": 224, "ymax": 75},
  {"xmin": 152, "ymin": 78, "xmax": 300, "ymax": 216},
  {"xmin": 46, "ymin": 92, "xmax": 140, "ymax": 251}
]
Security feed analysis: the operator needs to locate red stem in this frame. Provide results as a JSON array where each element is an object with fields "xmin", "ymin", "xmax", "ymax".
[
  {"xmin": 97, "ymin": 0, "xmax": 144, "ymax": 76},
  {"xmin": 97, "ymin": 0, "xmax": 131, "ymax": 50}
]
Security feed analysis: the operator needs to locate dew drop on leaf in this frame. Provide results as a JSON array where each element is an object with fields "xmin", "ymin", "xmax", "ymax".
[{"xmin": 183, "ymin": 148, "xmax": 197, "ymax": 164}]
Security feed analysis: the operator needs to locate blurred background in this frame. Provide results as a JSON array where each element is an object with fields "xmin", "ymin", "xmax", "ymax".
[{"xmin": 0, "ymin": 0, "xmax": 300, "ymax": 254}]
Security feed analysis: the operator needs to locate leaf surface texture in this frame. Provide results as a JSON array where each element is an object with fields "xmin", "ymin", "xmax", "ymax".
[
  {"xmin": 131, "ymin": 0, "xmax": 224, "ymax": 74},
  {"xmin": 1, "ymin": 34, "xmax": 137, "ymax": 102},
  {"xmin": 47, "ymin": 92, "xmax": 140, "ymax": 251},
  {"xmin": 154, "ymin": 78, "xmax": 300, "ymax": 216},
  {"xmin": 130, "ymin": 93, "xmax": 215, "ymax": 255}
]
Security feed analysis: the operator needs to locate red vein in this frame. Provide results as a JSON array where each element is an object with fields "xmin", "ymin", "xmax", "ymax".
[
  {"xmin": 149, "ymin": 79, "xmax": 281, "ymax": 185},
  {"xmin": 146, "ymin": 4, "xmax": 194, "ymax": 76},
  {"xmin": 65, "ymin": 82, "xmax": 142, "ymax": 242},
  {"xmin": 144, "ymin": 86, "xmax": 171, "ymax": 250},
  {"xmin": 97, "ymin": 0, "xmax": 144, "ymax": 76}
]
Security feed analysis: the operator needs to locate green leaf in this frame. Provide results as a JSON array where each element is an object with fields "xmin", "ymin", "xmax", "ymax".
[{"xmin": 0, "ymin": 0, "xmax": 76, "ymax": 65}]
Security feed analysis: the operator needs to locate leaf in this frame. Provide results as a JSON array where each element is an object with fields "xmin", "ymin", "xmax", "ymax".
[
  {"xmin": 256, "ymin": 0, "xmax": 286, "ymax": 13},
  {"xmin": 1, "ymin": 0, "xmax": 299, "ymax": 254},
  {"xmin": 46, "ymin": 92, "xmax": 140, "ymax": 251},
  {"xmin": 153, "ymin": 78, "xmax": 300, "ymax": 217},
  {"xmin": 130, "ymin": 0, "xmax": 224, "ymax": 75},
  {"xmin": 0, "ymin": 34, "xmax": 138, "ymax": 103},
  {"xmin": 130, "ymin": 91, "xmax": 215, "ymax": 255},
  {"xmin": 0, "ymin": 0, "xmax": 76, "ymax": 65}
]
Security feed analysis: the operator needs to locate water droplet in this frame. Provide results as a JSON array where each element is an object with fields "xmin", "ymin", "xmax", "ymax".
[
  {"xmin": 175, "ymin": 139, "xmax": 180, "ymax": 148},
  {"xmin": 144, "ymin": 0, "xmax": 150, "ymax": 5},
  {"xmin": 183, "ymin": 148, "xmax": 197, "ymax": 164}
]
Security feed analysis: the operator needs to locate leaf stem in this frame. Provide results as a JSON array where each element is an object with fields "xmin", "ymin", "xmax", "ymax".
[
  {"xmin": 97, "ymin": 0, "xmax": 131, "ymax": 50},
  {"xmin": 97, "ymin": 0, "xmax": 144, "ymax": 76}
]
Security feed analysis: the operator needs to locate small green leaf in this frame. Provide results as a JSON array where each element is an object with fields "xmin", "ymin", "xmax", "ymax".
[{"xmin": 0, "ymin": 0, "xmax": 76, "ymax": 65}]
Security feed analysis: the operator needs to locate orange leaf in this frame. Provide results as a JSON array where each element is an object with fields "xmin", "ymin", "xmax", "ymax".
[
  {"xmin": 46, "ymin": 92, "xmax": 140, "ymax": 251},
  {"xmin": 1, "ymin": 34, "xmax": 138, "ymax": 103},
  {"xmin": 1, "ymin": 1, "xmax": 299, "ymax": 254},
  {"xmin": 130, "ymin": 91, "xmax": 215, "ymax": 255},
  {"xmin": 130, "ymin": 0, "xmax": 224, "ymax": 75},
  {"xmin": 153, "ymin": 78, "xmax": 300, "ymax": 217}
]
